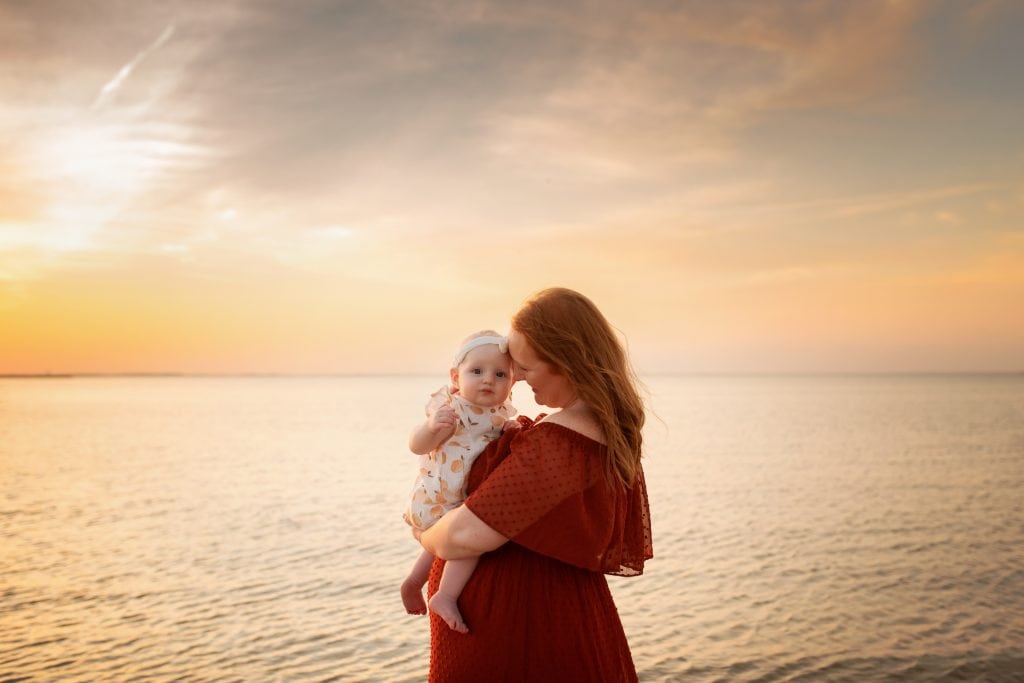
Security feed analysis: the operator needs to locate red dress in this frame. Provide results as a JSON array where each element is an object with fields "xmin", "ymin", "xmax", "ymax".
[{"xmin": 427, "ymin": 417, "xmax": 653, "ymax": 682}]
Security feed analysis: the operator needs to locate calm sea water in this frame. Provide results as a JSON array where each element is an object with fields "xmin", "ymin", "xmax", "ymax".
[{"xmin": 1, "ymin": 375, "xmax": 1023, "ymax": 682}]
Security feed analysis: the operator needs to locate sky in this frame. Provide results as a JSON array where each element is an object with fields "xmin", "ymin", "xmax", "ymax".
[{"xmin": 1, "ymin": 0, "xmax": 1022, "ymax": 375}]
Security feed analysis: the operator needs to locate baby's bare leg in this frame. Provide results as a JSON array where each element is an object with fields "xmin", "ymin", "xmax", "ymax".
[
  {"xmin": 428, "ymin": 556, "xmax": 479, "ymax": 634},
  {"xmin": 401, "ymin": 549, "xmax": 434, "ymax": 615}
]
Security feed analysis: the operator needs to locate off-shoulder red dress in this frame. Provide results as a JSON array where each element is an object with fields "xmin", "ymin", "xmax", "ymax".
[{"xmin": 426, "ymin": 417, "xmax": 653, "ymax": 683}]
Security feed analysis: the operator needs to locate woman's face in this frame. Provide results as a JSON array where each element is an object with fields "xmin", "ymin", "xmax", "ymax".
[{"xmin": 507, "ymin": 329, "xmax": 576, "ymax": 409}]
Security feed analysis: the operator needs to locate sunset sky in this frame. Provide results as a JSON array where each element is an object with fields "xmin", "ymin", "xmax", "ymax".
[{"xmin": 1, "ymin": 0, "xmax": 1022, "ymax": 374}]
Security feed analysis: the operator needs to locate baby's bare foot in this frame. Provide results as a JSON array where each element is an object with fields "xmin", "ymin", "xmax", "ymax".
[
  {"xmin": 401, "ymin": 578, "xmax": 427, "ymax": 615},
  {"xmin": 428, "ymin": 592, "xmax": 469, "ymax": 634}
]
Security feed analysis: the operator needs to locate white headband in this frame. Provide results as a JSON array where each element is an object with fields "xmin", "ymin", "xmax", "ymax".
[{"xmin": 452, "ymin": 335, "xmax": 508, "ymax": 367}]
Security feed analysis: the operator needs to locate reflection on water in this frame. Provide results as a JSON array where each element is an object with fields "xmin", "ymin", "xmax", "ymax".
[{"xmin": 1, "ymin": 375, "xmax": 1023, "ymax": 681}]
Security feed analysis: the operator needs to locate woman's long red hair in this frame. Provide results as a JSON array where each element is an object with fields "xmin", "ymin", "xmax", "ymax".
[{"xmin": 512, "ymin": 287, "xmax": 645, "ymax": 487}]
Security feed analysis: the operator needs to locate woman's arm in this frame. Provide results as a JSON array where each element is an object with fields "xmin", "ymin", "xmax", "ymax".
[{"xmin": 419, "ymin": 505, "xmax": 508, "ymax": 560}]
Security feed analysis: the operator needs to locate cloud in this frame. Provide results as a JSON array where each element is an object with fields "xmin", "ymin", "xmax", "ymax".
[
  {"xmin": 93, "ymin": 24, "xmax": 176, "ymax": 109},
  {"xmin": 787, "ymin": 183, "xmax": 997, "ymax": 220},
  {"xmin": 0, "ymin": 4, "xmax": 241, "ymax": 278},
  {"xmin": 665, "ymin": 1, "xmax": 927, "ymax": 107},
  {"xmin": 463, "ymin": 0, "xmax": 936, "ymax": 179},
  {"xmin": 964, "ymin": 0, "xmax": 1019, "ymax": 29}
]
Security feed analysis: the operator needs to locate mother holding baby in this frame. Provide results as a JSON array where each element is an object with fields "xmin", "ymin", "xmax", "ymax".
[{"xmin": 417, "ymin": 287, "xmax": 653, "ymax": 682}]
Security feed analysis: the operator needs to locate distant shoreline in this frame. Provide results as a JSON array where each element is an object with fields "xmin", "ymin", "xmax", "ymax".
[
  {"xmin": 0, "ymin": 372, "xmax": 433, "ymax": 379},
  {"xmin": 1, "ymin": 372, "xmax": 1021, "ymax": 379}
]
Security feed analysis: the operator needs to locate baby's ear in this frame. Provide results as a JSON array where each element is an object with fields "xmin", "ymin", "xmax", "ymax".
[{"xmin": 449, "ymin": 367, "xmax": 460, "ymax": 391}]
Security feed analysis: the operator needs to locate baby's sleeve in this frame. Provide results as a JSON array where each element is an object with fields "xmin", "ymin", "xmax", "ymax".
[{"xmin": 425, "ymin": 385, "xmax": 452, "ymax": 416}]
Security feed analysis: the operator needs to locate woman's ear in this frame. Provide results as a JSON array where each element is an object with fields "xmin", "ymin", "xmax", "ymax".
[{"xmin": 449, "ymin": 367, "xmax": 460, "ymax": 391}]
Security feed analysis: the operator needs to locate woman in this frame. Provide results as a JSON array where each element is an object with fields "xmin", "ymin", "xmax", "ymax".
[{"xmin": 418, "ymin": 287, "xmax": 653, "ymax": 682}]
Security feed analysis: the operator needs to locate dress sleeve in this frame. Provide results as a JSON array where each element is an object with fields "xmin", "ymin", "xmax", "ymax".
[{"xmin": 465, "ymin": 423, "xmax": 652, "ymax": 575}]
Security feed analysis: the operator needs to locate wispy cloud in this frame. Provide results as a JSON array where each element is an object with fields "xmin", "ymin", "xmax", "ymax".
[
  {"xmin": 0, "ymin": 8, "xmax": 233, "ymax": 275},
  {"xmin": 477, "ymin": 1, "xmax": 933, "ymax": 178},
  {"xmin": 726, "ymin": 183, "xmax": 1000, "ymax": 220},
  {"xmin": 92, "ymin": 24, "xmax": 176, "ymax": 110}
]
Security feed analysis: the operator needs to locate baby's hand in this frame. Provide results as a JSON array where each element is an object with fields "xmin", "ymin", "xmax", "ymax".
[{"xmin": 429, "ymin": 405, "xmax": 457, "ymax": 433}]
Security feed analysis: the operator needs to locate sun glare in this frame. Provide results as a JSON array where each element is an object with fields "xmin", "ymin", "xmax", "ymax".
[
  {"xmin": 7, "ymin": 122, "xmax": 162, "ymax": 254},
  {"xmin": 43, "ymin": 125, "xmax": 145, "ymax": 195}
]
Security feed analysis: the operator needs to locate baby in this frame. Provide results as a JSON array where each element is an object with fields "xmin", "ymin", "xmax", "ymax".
[{"xmin": 401, "ymin": 331, "xmax": 516, "ymax": 634}]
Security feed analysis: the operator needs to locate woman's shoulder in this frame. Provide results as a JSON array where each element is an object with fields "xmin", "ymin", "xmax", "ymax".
[{"xmin": 534, "ymin": 409, "xmax": 606, "ymax": 446}]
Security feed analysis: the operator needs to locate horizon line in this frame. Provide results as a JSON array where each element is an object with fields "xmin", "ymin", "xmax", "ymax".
[{"xmin": 2, "ymin": 371, "xmax": 1022, "ymax": 379}]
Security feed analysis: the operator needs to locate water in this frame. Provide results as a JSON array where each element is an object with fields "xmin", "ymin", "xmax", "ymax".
[{"xmin": 1, "ymin": 375, "xmax": 1023, "ymax": 682}]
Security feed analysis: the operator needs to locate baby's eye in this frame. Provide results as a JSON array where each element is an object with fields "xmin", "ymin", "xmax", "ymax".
[
  {"xmin": 471, "ymin": 368, "xmax": 482, "ymax": 374},
  {"xmin": 496, "ymin": 371, "xmax": 507, "ymax": 378}
]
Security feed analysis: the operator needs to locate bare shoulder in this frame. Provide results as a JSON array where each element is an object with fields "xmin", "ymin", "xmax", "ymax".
[{"xmin": 539, "ymin": 408, "xmax": 606, "ymax": 445}]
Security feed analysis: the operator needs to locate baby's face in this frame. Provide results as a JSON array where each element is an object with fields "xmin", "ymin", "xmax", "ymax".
[{"xmin": 451, "ymin": 344, "xmax": 514, "ymax": 408}]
